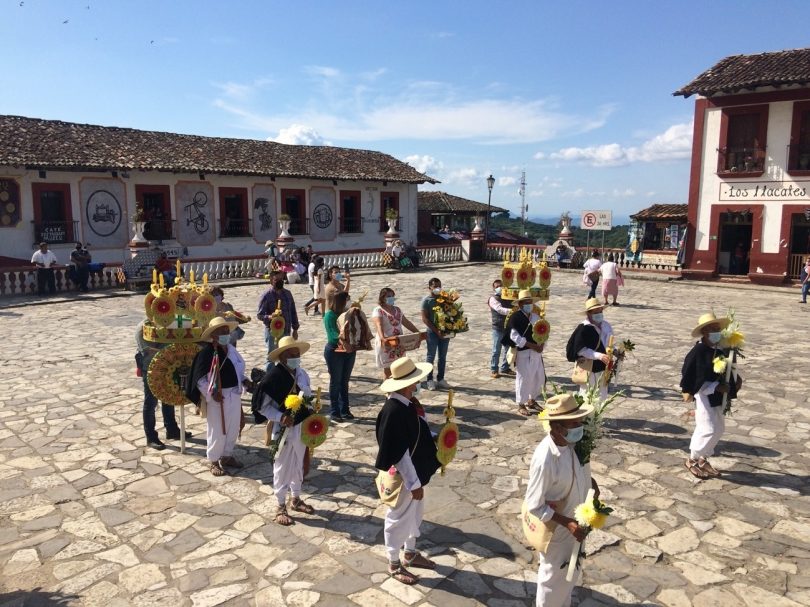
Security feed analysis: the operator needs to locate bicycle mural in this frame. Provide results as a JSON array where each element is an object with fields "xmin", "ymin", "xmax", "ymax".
[
  {"xmin": 175, "ymin": 182, "xmax": 215, "ymax": 246},
  {"xmin": 185, "ymin": 191, "xmax": 210, "ymax": 235}
]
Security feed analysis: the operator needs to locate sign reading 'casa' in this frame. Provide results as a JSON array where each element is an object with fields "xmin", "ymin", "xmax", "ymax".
[{"xmin": 719, "ymin": 181, "xmax": 810, "ymax": 202}]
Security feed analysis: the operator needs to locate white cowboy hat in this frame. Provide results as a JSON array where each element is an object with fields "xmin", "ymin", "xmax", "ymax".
[
  {"xmin": 265, "ymin": 240, "xmax": 275, "ymax": 247},
  {"xmin": 544, "ymin": 393, "xmax": 594, "ymax": 421},
  {"xmin": 517, "ymin": 289, "xmax": 536, "ymax": 303},
  {"xmin": 201, "ymin": 316, "xmax": 238, "ymax": 341},
  {"xmin": 691, "ymin": 312, "xmax": 730, "ymax": 338},
  {"xmin": 379, "ymin": 357, "xmax": 433, "ymax": 393},
  {"xmin": 268, "ymin": 335, "xmax": 311, "ymax": 362},
  {"xmin": 582, "ymin": 297, "xmax": 605, "ymax": 314}
]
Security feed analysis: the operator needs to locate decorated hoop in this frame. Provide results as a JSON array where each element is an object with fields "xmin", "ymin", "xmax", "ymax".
[
  {"xmin": 301, "ymin": 414, "xmax": 330, "ymax": 449},
  {"xmin": 436, "ymin": 390, "xmax": 460, "ymax": 475},
  {"xmin": 532, "ymin": 319, "xmax": 551, "ymax": 344},
  {"xmin": 147, "ymin": 342, "xmax": 202, "ymax": 406},
  {"xmin": 501, "ymin": 266, "xmax": 515, "ymax": 288},
  {"xmin": 537, "ymin": 265, "xmax": 552, "ymax": 289},
  {"xmin": 151, "ymin": 293, "xmax": 176, "ymax": 327}
]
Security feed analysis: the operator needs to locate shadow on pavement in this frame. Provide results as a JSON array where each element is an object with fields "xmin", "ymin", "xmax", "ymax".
[
  {"xmin": 720, "ymin": 469, "xmax": 809, "ymax": 496},
  {"xmin": 0, "ymin": 589, "xmax": 78, "ymax": 607}
]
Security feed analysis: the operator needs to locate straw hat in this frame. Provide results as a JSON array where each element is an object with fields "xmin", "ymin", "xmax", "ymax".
[
  {"xmin": 517, "ymin": 289, "xmax": 536, "ymax": 303},
  {"xmin": 379, "ymin": 357, "xmax": 433, "ymax": 393},
  {"xmin": 691, "ymin": 312, "xmax": 730, "ymax": 338},
  {"xmin": 583, "ymin": 298, "xmax": 605, "ymax": 314},
  {"xmin": 201, "ymin": 316, "xmax": 238, "ymax": 341},
  {"xmin": 544, "ymin": 393, "xmax": 594, "ymax": 421},
  {"xmin": 265, "ymin": 240, "xmax": 275, "ymax": 247},
  {"xmin": 268, "ymin": 335, "xmax": 311, "ymax": 362}
]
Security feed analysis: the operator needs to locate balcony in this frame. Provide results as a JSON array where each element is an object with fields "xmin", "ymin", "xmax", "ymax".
[
  {"xmin": 717, "ymin": 146, "xmax": 766, "ymax": 175},
  {"xmin": 32, "ymin": 220, "xmax": 78, "ymax": 245},
  {"xmin": 219, "ymin": 218, "xmax": 252, "ymax": 238},
  {"xmin": 143, "ymin": 219, "xmax": 176, "ymax": 242},
  {"xmin": 788, "ymin": 143, "xmax": 810, "ymax": 173},
  {"xmin": 341, "ymin": 217, "xmax": 364, "ymax": 234},
  {"xmin": 289, "ymin": 217, "xmax": 309, "ymax": 236}
]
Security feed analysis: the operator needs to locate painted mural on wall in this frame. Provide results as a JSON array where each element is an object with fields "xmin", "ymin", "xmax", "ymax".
[
  {"xmin": 0, "ymin": 178, "xmax": 21, "ymax": 228},
  {"xmin": 310, "ymin": 187, "xmax": 336, "ymax": 242},
  {"xmin": 175, "ymin": 182, "xmax": 215, "ymax": 246},
  {"xmin": 252, "ymin": 184, "xmax": 276, "ymax": 243},
  {"xmin": 80, "ymin": 178, "xmax": 127, "ymax": 247}
]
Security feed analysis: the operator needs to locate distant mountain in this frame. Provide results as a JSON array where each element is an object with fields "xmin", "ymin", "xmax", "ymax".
[{"xmin": 527, "ymin": 214, "xmax": 631, "ymax": 226}]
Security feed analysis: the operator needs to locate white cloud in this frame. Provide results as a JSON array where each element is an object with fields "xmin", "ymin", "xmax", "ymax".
[
  {"xmin": 269, "ymin": 124, "xmax": 329, "ymax": 146},
  {"xmin": 543, "ymin": 121, "xmax": 693, "ymax": 167},
  {"xmin": 528, "ymin": 189, "xmax": 545, "ymax": 198},
  {"xmin": 306, "ymin": 65, "xmax": 341, "ymax": 79},
  {"xmin": 403, "ymin": 154, "xmax": 443, "ymax": 175},
  {"xmin": 213, "ymin": 78, "xmax": 273, "ymax": 102},
  {"xmin": 444, "ymin": 167, "xmax": 486, "ymax": 187},
  {"xmin": 612, "ymin": 188, "xmax": 637, "ymax": 198},
  {"xmin": 498, "ymin": 176, "xmax": 517, "ymax": 187}
]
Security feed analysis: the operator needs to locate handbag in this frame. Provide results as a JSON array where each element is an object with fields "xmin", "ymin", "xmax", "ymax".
[
  {"xmin": 522, "ymin": 450, "xmax": 576, "ymax": 553},
  {"xmin": 375, "ymin": 413, "xmax": 421, "ymax": 507},
  {"xmin": 617, "ymin": 272, "xmax": 625, "ymax": 287},
  {"xmin": 571, "ymin": 358, "xmax": 593, "ymax": 385},
  {"xmin": 587, "ymin": 270, "xmax": 600, "ymax": 283}
]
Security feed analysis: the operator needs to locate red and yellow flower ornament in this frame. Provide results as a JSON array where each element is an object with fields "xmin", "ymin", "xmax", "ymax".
[
  {"xmin": 194, "ymin": 292, "xmax": 217, "ymax": 325},
  {"xmin": 436, "ymin": 390, "xmax": 460, "ymax": 476},
  {"xmin": 269, "ymin": 301, "xmax": 286, "ymax": 342},
  {"xmin": 537, "ymin": 264, "xmax": 552, "ymax": 289},
  {"xmin": 501, "ymin": 266, "xmax": 515, "ymax": 288},
  {"xmin": 532, "ymin": 318, "xmax": 551, "ymax": 344},
  {"xmin": 147, "ymin": 342, "xmax": 202, "ymax": 405},
  {"xmin": 301, "ymin": 387, "xmax": 330, "ymax": 450},
  {"xmin": 516, "ymin": 266, "xmax": 534, "ymax": 289},
  {"xmin": 151, "ymin": 290, "xmax": 176, "ymax": 327}
]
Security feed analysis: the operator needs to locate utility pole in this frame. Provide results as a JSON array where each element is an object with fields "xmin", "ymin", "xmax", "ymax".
[{"xmin": 519, "ymin": 171, "xmax": 527, "ymax": 236}]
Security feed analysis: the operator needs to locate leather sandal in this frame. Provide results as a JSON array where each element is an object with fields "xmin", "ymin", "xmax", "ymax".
[
  {"xmin": 517, "ymin": 404, "xmax": 532, "ymax": 417},
  {"xmin": 210, "ymin": 462, "xmax": 227, "ymax": 477},
  {"xmin": 388, "ymin": 564, "xmax": 418, "ymax": 585},
  {"xmin": 697, "ymin": 458, "xmax": 721, "ymax": 477},
  {"xmin": 403, "ymin": 551, "xmax": 436, "ymax": 569},
  {"xmin": 526, "ymin": 400, "xmax": 543, "ymax": 412},
  {"xmin": 290, "ymin": 497, "xmax": 315, "ymax": 514},
  {"xmin": 275, "ymin": 506, "xmax": 293, "ymax": 526},
  {"xmin": 684, "ymin": 458, "xmax": 707, "ymax": 479}
]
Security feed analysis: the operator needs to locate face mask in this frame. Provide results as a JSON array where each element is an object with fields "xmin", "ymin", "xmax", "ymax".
[
  {"xmin": 217, "ymin": 334, "xmax": 230, "ymax": 346},
  {"xmin": 273, "ymin": 280, "xmax": 284, "ymax": 290},
  {"xmin": 494, "ymin": 287, "xmax": 502, "ymax": 295},
  {"xmin": 565, "ymin": 426, "xmax": 585, "ymax": 444},
  {"xmin": 413, "ymin": 382, "xmax": 422, "ymax": 395},
  {"xmin": 432, "ymin": 287, "xmax": 441, "ymax": 295},
  {"xmin": 591, "ymin": 313, "xmax": 604, "ymax": 323},
  {"xmin": 334, "ymin": 273, "xmax": 343, "ymax": 281},
  {"xmin": 385, "ymin": 296, "xmax": 396, "ymax": 306},
  {"xmin": 285, "ymin": 357, "xmax": 301, "ymax": 369},
  {"xmin": 707, "ymin": 332, "xmax": 722, "ymax": 345},
  {"xmin": 522, "ymin": 303, "xmax": 534, "ymax": 314}
]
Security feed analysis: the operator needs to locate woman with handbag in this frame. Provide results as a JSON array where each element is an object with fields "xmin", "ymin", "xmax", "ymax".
[
  {"xmin": 599, "ymin": 253, "xmax": 622, "ymax": 306},
  {"xmin": 582, "ymin": 250, "xmax": 602, "ymax": 299},
  {"xmin": 371, "ymin": 287, "xmax": 422, "ymax": 379},
  {"xmin": 375, "ymin": 357, "xmax": 442, "ymax": 585}
]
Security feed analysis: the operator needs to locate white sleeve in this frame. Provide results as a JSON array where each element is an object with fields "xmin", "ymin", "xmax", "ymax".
[
  {"xmin": 258, "ymin": 394, "xmax": 283, "ymax": 423},
  {"xmin": 577, "ymin": 347, "xmax": 601, "ymax": 360},
  {"xmin": 511, "ymin": 327, "xmax": 527, "ymax": 348},
  {"xmin": 489, "ymin": 297, "xmax": 511, "ymax": 316},
  {"xmin": 196, "ymin": 376, "xmax": 210, "ymax": 395},
  {"xmin": 698, "ymin": 381, "xmax": 719, "ymax": 396},
  {"xmin": 524, "ymin": 452, "xmax": 555, "ymax": 522},
  {"xmin": 395, "ymin": 450, "xmax": 422, "ymax": 491},
  {"xmin": 296, "ymin": 369, "xmax": 312, "ymax": 398}
]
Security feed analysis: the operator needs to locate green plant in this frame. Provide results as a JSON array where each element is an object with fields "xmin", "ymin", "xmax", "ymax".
[
  {"xmin": 132, "ymin": 207, "xmax": 145, "ymax": 222},
  {"xmin": 279, "ymin": 213, "xmax": 291, "ymax": 221},
  {"xmin": 384, "ymin": 207, "xmax": 399, "ymax": 221}
]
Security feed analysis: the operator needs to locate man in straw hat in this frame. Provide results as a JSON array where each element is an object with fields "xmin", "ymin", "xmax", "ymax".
[
  {"xmin": 525, "ymin": 393, "xmax": 599, "ymax": 607},
  {"xmin": 375, "ymin": 357, "xmax": 442, "ymax": 585},
  {"xmin": 502, "ymin": 289, "xmax": 546, "ymax": 417},
  {"xmin": 680, "ymin": 312, "xmax": 742, "ymax": 479},
  {"xmin": 565, "ymin": 298, "xmax": 614, "ymax": 401},
  {"xmin": 186, "ymin": 316, "xmax": 249, "ymax": 477},
  {"xmin": 254, "ymin": 335, "xmax": 316, "ymax": 524}
]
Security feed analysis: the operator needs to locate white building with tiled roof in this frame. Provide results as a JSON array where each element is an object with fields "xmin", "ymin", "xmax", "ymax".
[{"xmin": 0, "ymin": 115, "xmax": 436, "ymax": 264}]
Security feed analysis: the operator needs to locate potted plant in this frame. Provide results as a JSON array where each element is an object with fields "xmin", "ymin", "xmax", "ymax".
[
  {"xmin": 384, "ymin": 207, "xmax": 399, "ymax": 234},
  {"xmin": 131, "ymin": 206, "xmax": 147, "ymax": 243},
  {"xmin": 278, "ymin": 213, "xmax": 292, "ymax": 238}
]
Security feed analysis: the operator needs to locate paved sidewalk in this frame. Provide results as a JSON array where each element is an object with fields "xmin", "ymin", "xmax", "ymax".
[{"xmin": 0, "ymin": 267, "xmax": 808, "ymax": 606}]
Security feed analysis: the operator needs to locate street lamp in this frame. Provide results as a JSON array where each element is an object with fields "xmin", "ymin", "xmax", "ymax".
[{"xmin": 485, "ymin": 174, "xmax": 495, "ymax": 250}]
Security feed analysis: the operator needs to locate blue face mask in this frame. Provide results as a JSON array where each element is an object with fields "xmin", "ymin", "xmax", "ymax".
[
  {"xmin": 522, "ymin": 303, "xmax": 534, "ymax": 314},
  {"xmin": 217, "ymin": 334, "xmax": 231, "ymax": 346},
  {"xmin": 707, "ymin": 332, "xmax": 722, "ymax": 345},
  {"xmin": 385, "ymin": 296, "xmax": 396, "ymax": 306},
  {"xmin": 494, "ymin": 287, "xmax": 502, "ymax": 295},
  {"xmin": 591, "ymin": 313, "xmax": 604, "ymax": 323},
  {"xmin": 285, "ymin": 357, "xmax": 301, "ymax": 369},
  {"xmin": 334, "ymin": 273, "xmax": 343, "ymax": 281},
  {"xmin": 565, "ymin": 425, "xmax": 585, "ymax": 443}
]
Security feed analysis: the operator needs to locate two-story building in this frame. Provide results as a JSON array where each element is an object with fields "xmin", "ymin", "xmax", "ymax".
[
  {"xmin": 0, "ymin": 115, "xmax": 435, "ymax": 265},
  {"xmin": 676, "ymin": 48, "xmax": 810, "ymax": 283}
]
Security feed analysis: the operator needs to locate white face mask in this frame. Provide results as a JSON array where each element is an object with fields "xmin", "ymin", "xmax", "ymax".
[
  {"xmin": 432, "ymin": 287, "xmax": 441, "ymax": 295},
  {"xmin": 591, "ymin": 313, "xmax": 604, "ymax": 323},
  {"xmin": 285, "ymin": 357, "xmax": 301, "ymax": 369},
  {"xmin": 707, "ymin": 332, "xmax": 722, "ymax": 345},
  {"xmin": 522, "ymin": 303, "xmax": 534, "ymax": 314}
]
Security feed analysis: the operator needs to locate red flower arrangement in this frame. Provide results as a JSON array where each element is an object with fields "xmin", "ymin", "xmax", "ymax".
[
  {"xmin": 516, "ymin": 267, "xmax": 533, "ymax": 288},
  {"xmin": 538, "ymin": 267, "xmax": 552, "ymax": 289},
  {"xmin": 301, "ymin": 413, "xmax": 329, "ymax": 449},
  {"xmin": 532, "ymin": 319, "xmax": 551, "ymax": 344},
  {"xmin": 442, "ymin": 427, "xmax": 458, "ymax": 449},
  {"xmin": 501, "ymin": 267, "xmax": 515, "ymax": 287},
  {"xmin": 151, "ymin": 294, "xmax": 176, "ymax": 327}
]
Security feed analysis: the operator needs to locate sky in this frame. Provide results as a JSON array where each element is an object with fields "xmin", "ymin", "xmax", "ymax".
[{"xmin": 4, "ymin": 1, "xmax": 810, "ymax": 224}]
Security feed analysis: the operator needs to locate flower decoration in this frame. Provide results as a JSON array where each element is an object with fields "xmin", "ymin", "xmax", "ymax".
[
  {"xmin": 284, "ymin": 394, "xmax": 304, "ymax": 414},
  {"xmin": 532, "ymin": 319, "xmax": 551, "ymax": 344},
  {"xmin": 574, "ymin": 497, "xmax": 612, "ymax": 530},
  {"xmin": 301, "ymin": 413, "xmax": 330, "ymax": 449},
  {"xmin": 151, "ymin": 292, "xmax": 176, "ymax": 327},
  {"xmin": 194, "ymin": 292, "xmax": 217, "ymax": 324},
  {"xmin": 268, "ymin": 301, "xmax": 286, "ymax": 341},
  {"xmin": 431, "ymin": 289, "xmax": 468, "ymax": 336},
  {"xmin": 537, "ymin": 265, "xmax": 552, "ymax": 289},
  {"xmin": 717, "ymin": 308, "xmax": 744, "ymax": 416},
  {"xmin": 147, "ymin": 342, "xmax": 202, "ymax": 406},
  {"xmin": 712, "ymin": 355, "xmax": 727, "ymax": 374},
  {"xmin": 501, "ymin": 266, "xmax": 515, "ymax": 288},
  {"xmin": 436, "ymin": 390, "xmax": 459, "ymax": 475},
  {"xmin": 516, "ymin": 266, "xmax": 533, "ymax": 289},
  {"xmin": 144, "ymin": 292, "xmax": 156, "ymax": 320}
]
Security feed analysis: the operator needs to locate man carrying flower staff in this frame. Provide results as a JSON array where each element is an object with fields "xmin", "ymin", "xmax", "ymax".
[
  {"xmin": 375, "ymin": 357, "xmax": 442, "ymax": 585},
  {"xmin": 566, "ymin": 298, "xmax": 614, "ymax": 401},
  {"xmin": 253, "ymin": 335, "xmax": 317, "ymax": 525},
  {"xmin": 503, "ymin": 289, "xmax": 546, "ymax": 417},
  {"xmin": 524, "ymin": 393, "xmax": 599, "ymax": 607},
  {"xmin": 680, "ymin": 312, "xmax": 742, "ymax": 479}
]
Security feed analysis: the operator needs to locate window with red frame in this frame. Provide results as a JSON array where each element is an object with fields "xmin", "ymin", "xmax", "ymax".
[
  {"xmin": 380, "ymin": 192, "xmax": 399, "ymax": 232},
  {"xmin": 135, "ymin": 185, "xmax": 172, "ymax": 241},
  {"xmin": 788, "ymin": 101, "xmax": 810, "ymax": 173},
  {"xmin": 281, "ymin": 189, "xmax": 307, "ymax": 235},
  {"xmin": 340, "ymin": 190, "xmax": 362, "ymax": 233},
  {"xmin": 219, "ymin": 187, "xmax": 250, "ymax": 238},
  {"xmin": 32, "ymin": 183, "xmax": 74, "ymax": 244},
  {"xmin": 718, "ymin": 105, "xmax": 768, "ymax": 175}
]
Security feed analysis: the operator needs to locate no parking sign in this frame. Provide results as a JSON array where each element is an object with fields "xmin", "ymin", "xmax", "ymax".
[{"xmin": 580, "ymin": 210, "xmax": 612, "ymax": 231}]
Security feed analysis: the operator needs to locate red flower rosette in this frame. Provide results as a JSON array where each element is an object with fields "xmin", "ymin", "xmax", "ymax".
[
  {"xmin": 436, "ymin": 421, "xmax": 459, "ymax": 472},
  {"xmin": 516, "ymin": 267, "xmax": 533, "ymax": 289},
  {"xmin": 501, "ymin": 266, "xmax": 515, "ymax": 288},
  {"xmin": 537, "ymin": 266, "xmax": 552, "ymax": 289},
  {"xmin": 151, "ymin": 293, "xmax": 176, "ymax": 327},
  {"xmin": 532, "ymin": 318, "xmax": 551, "ymax": 344},
  {"xmin": 301, "ymin": 413, "xmax": 330, "ymax": 449},
  {"xmin": 194, "ymin": 292, "xmax": 217, "ymax": 324},
  {"xmin": 270, "ymin": 313, "xmax": 286, "ymax": 341}
]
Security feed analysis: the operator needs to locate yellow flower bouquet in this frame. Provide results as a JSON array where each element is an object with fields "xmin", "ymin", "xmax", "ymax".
[{"xmin": 432, "ymin": 289, "xmax": 469, "ymax": 336}]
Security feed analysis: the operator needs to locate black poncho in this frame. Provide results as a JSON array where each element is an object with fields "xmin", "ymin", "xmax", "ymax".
[
  {"xmin": 680, "ymin": 341, "xmax": 738, "ymax": 407},
  {"xmin": 567, "ymin": 323, "xmax": 607, "ymax": 373},
  {"xmin": 375, "ymin": 395, "xmax": 440, "ymax": 486},
  {"xmin": 185, "ymin": 343, "xmax": 237, "ymax": 405},
  {"xmin": 252, "ymin": 363, "xmax": 310, "ymax": 425}
]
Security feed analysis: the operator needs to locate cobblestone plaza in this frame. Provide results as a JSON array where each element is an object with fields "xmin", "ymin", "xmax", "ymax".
[{"xmin": 0, "ymin": 266, "xmax": 808, "ymax": 606}]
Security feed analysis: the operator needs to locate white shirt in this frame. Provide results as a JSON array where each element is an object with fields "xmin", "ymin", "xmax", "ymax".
[
  {"xmin": 31, "ymin": 250, "xmax": 58, "ymax": 268},
  {"xmin": 583, "ymin": 258, "xmax": 601, "ymax": 274},
  {"xmin": 525, "ymin": 433, "xmax": 587, "ymax": 522},
  {"xmin": 600, "ymin": 261, "xmax": 618, "ymax": 280},
  {"xmin": 307, "ymin": 262, "xmax": 316, "ymax": 286},
  {"xmin": 510, "ymin": 310, "xmax": 540, "ymax": 348},
  {"xmin": 195, "ymin": 344, "xmax": 247, "ymax": 395}
]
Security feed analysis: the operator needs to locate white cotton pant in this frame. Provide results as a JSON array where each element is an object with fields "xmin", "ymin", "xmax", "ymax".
[
  {"xmin": 690, "ymin": 393, "xmax": 725, "ymax": 459},
  {"xmin": 274, "ymin": 424, "xmax": 306, "ymax": 506},
  {"xmin": 536, "ymin": 532, "xmax": 579, "ymax": 607},
  {"xmin": 515, "ymin": 349, "xmax": 545, "ymax": 404},
  {"xmin": 205, "ymin": 388, "xmax": 242, "ymax": 462},
  {"xmin": 384, "ymin": 487, "xmax": 424, "ymax": 563},
  {"xmin": 579, "ymin": 371, "xmax": 608, "ymax": 402}
]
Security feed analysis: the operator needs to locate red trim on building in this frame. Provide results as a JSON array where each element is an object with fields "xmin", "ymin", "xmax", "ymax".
[
  {"xmin": 684, "ymin": 99, "xmax": 707, "ymax": 274},
  {"xmin": 31, "ymin": 182, "xmax": 74, "ymax": 242},
  {"xmin": 706, "ymin": 88, "xmax": 810, "ymax": 108}
]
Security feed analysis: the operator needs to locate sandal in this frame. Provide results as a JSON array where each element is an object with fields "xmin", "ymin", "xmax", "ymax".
[
  {"xmin": 684, "ymin": 458, "xmax": 707, "ymax": 480},
  {"xmin": 210, "ymin": 462, "xmax": 227, "ymax": 477},
  {"xmin": 526, "ymin": 400, "xmax": 543, "ymax": 412},
  {"xmin": 275, "ymin": 506, "xmax": 294, "ymax": 526},
  {"xmin": 697, "ymin": 458, "xmax": 721, "ymax": 477},
  {"xmin": 517, "ymin": 405, "xmax": 532, "ymax": 417},
  {"xmin": 290, "ymin": 497, "xmax": 315, "ymax": 514},
  {"xmin": 403, "ymin": 551, "xmax": 436, "ymax": 569},
  {"xmin": 388, "ymin": 564, "xmax": 418, "ymax": 585},
  {"xmin": 221, "ymin": 456, "xmax": 243, "ymax": 469}
]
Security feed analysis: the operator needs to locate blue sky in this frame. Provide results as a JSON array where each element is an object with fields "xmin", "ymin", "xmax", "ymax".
[{"xmin": 5, "ymin": 1, "xmax": 810, "ymax": 223}]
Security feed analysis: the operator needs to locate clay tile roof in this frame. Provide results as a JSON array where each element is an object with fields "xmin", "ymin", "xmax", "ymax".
[
  {"xmin": 674, "ymin": 48, "xmax": 810, "ymax": 98},
  {"xmin": 417, "ymin": 191, "xmax": 507, "ymax": 214},
  {"xmin": 630, "ymin": 203, "xmax": 688, "ymax": 221},
  {"xmin": 0, "ymin": 115, "xmax": 438, "ymax": 184}
]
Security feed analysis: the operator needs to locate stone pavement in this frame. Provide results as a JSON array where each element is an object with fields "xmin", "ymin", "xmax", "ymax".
[{"xmin": 0, "ymin": 266, "xmax": 808, "ymax": 607}]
